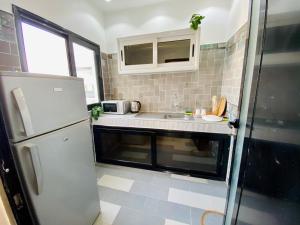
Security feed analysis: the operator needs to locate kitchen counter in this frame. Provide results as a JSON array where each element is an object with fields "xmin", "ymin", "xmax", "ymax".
[{"xmin": 92, "ymin": 113, "xmax": 233, "ymax": 135}]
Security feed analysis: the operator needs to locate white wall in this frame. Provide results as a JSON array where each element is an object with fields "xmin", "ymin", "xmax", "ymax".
[
  {"xmin": 104, "ymin": 0, "xmax": 232, "ymax": 53},
  {"xmin": 0, "ymin": 0, "xmax": 107, "ymax": 52},
  {"xmin": 227, "ymin": 0, "xmax": 250, "ymax": 39},
  {"xmin": 0, "ymin": 0, "xmax": 250, "ymax": 54}
]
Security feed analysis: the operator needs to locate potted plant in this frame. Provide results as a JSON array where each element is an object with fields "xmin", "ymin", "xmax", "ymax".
[
  {"xmin": 91, "ymin": 105, "xmax": 104, "ymax": 120},
  {"xmin": 190, "ymin": 14, "xmax": 205, "ymax": 30}
]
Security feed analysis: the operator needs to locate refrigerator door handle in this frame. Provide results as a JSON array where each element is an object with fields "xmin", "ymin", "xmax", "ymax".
[
  {"xmin": 12, "ymin": 88, "xmax": 34, "ymax": 136},
  {"xmin": 24, "ymin": 144, "xmax": 43, "ymax": 195}
]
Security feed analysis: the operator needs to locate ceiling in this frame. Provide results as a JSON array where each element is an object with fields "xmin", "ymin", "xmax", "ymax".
[{"xmin": 92, "ymin": 0, "xmax": 171, "ymax": 12}]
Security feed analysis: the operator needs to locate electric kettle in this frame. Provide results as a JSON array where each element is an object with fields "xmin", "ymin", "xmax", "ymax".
[{"xmin": 130, "ymin": 101, "xmax": 141, "ymax": 113}]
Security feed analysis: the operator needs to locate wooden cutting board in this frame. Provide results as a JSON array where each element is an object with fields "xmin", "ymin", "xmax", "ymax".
[{"xmin": 217, "ymin": 97, "xmax": 227, "ymax": 116}]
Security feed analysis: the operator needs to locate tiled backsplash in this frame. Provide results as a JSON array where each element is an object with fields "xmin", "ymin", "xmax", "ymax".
[
  {"xmin": 0, "ymin": 10, "xmax": 21, "ymax": 71},
  {"xmin": 102, "ymin": 44, "xmax": 226, "ymax": 112},
  {"xmin": 221, "ymin": 24, "xmax": 248, "ymax": 115},
  {"xmin": 101, "ymin": 24, "xmax": 248, "ymax": 113}
]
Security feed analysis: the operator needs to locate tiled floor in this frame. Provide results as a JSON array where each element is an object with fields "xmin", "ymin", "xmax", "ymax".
[{"xmin": 94, "ymin": 163, "xmax": 228, "ymax": 225}]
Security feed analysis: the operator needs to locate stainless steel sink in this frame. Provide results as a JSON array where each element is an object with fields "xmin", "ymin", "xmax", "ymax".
[
  {"xmin": 163, "ymin": 113, "xmax": 184, "ymax": 119},
  {"xmin": 135, "ymin": 112, "xmax": 165, "ymax": 119},
  {"xmin": 135, "ymin": 112, "xmax": 184, "ymax": 120}
]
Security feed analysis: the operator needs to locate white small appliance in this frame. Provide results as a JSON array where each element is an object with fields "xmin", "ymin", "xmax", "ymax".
[
  {"xmin": 130, "ymin": 101, "xmax": 141, "ymax": 113},
  {"xmin": 101, "ymin": 100, "xmax": 130, "ymax": 114}
]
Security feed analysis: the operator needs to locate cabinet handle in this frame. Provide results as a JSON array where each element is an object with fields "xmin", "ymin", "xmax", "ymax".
[
  {"xmin": 192, "ymin": 44, "xmax": 195, "ymax": 57},
  {"xmin": 121, "ymin": 50, "xmax": 123, "ymax": 62}
]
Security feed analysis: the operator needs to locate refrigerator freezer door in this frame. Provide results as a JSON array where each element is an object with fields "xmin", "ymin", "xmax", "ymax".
[
  {"xmin": 13, "ymin": 120, "xmax": 100, "ymax": 225},
  {"xmin": 0, "ymin": 71, "xmax": 88, "ymax": 142}
]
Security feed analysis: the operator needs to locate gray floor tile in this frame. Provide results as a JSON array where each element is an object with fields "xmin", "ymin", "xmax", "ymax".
[
  {"xmin": 113, "ymin": 207, "xmax": 164, "ymax": 225},
  {"xmin": 129, "ymin": 170, "xmax": 154, "ymax": 182},
  {"xmin": 151, "ymin": 173, "xmax": 192, "ymax": 191},
  {"xmin": 97, "ymin": 164, "xmax": 228, "ymax": 225},
  {"xmin": 170, "ymin": 177, "xmax": 193, "ymax": 191},
  {"xmin": 143, "ymin": 198, "xmax": 191, "ymax": 224},
  {"xmin": 188, "ymin": 182, "xmax": 228, "ymax": 198},
  {"xmin": 130, "ymin": 180, "xmax": 169, "ymax": 201},
  {"xmin": 151, "ymin": 175, "xmax": 172, "ymax": 187},
  {"xmin": 191, "ymin": 208, "xmax": 224, "ymax": 225},
  {"xmin": 98, "ymin": 186, "xmax": 146, "ymax": 211}
]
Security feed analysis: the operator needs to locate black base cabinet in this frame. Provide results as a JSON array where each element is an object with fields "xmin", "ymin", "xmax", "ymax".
[{"xmin": 93, "ymin": 125, "xmax": 230, "ymax": 180}]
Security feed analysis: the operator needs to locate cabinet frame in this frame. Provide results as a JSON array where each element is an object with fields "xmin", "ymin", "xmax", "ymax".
[
  {"xmin": 117, "ymin": 28, "xmax": 200, "ymax": 75},
  {"xmin": 93, "ymin": 125, "xmax": 230, "ymax": 181}
]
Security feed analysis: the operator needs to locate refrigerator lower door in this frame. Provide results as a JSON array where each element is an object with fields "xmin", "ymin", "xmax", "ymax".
[
  {"xmin": 0, "ymin": 71, "xmax": 88, "ymax": 142},
  {"xmin": 13, "ymin": 120, "xmax": 100, "ymax": 225}
]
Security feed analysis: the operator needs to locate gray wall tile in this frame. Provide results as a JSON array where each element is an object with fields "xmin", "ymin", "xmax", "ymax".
[
  {"xmin": 101, "ymin": 46, "xmax": 225, "ymax": 112},
  {"xmin": 0, "ymin": 10, "xmax": 21, "ymax": 72},
  {"xmin": 221, "ymin": 23, "xmax": 249, "ymax": 116}
]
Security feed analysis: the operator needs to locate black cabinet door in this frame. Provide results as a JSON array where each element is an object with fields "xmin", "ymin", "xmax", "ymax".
[
  {"xmin": 93, "ymin": 126, "xmax": 230, "ymax": 179},
  {"xmin": 156, "ymin": 132, "xmax": 230, "ymax": 178},
  {"xmin": 93, "ymin": 127, "xmax": 155, "ymax": 166}
]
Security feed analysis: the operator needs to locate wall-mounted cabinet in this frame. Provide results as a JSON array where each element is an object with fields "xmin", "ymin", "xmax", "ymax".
[{"xmin": 118, "ymin": 28, "xmax": 200, "ymax": 74}]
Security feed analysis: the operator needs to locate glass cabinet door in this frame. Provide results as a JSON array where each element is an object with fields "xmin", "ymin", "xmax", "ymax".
[
  {"xmin": 156, "ymin": 133, "xmax": 223, "ymax": 174},
  {"xmin": 118, "ymin": 29, "xmax": 199, "ymax": 74},
  {"xmin": 122, "ymin": 43, "xmax": 153, "ymax": 66},
  {"xmin": 96, "ymin": 128, "xmax": 153, "ymax": 165},
  {"xmin": 158, "ymin": 39, "xmax": 191, "ymax": 64}
]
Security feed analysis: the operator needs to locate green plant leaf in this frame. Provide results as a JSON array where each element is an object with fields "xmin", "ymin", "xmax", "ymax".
[
  {"xmin": 189, "ymin": 14, "xmax": 205, "ymax": 30},
  {"xmin": 91, "ymin": 106, "xmax": 103, "ymax": 120}
]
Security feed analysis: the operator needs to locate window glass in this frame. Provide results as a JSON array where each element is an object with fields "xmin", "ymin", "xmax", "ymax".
[
  {"xmin": 21, "ymin": 22, "xmax": 70, "ymax": 76},
  {"xmin": 73, "ymin": 43, "xmax": 99, "ymax": 105}
]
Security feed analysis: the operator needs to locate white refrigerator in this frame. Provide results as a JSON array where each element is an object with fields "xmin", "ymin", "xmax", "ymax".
[{"xmin": 0, "ymin": 71, "xmax": 100, "ymax": 225}]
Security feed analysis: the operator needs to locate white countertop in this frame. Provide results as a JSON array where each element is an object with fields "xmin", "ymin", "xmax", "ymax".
[{"xmin": 92, "ymin": 113, "xmax": 233, "ymax": 135}]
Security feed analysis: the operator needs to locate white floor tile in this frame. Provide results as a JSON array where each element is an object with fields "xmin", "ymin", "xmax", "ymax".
[
  {"xmin": 97, "ymin": 175, "xmax": 134, "ymax": 192},
  {"xmin": 171, "ymin": 174, "xmax": 208, "ymax": 184},
  {"xmin": 93, "ymin": 201, "xmax": 121, "ymax": 225},
  {"xmin": 165, "ymin": 219, "xmax": 190, "ymax": 225},
  {"xmin": 168, "ymin": 188, "xmax": 226, "ymax": 212}
]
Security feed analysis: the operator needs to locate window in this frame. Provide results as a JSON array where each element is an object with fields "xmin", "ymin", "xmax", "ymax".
[
  {"xmin": 73, "ymin": 43, "xmax": 99, "ymax": 105},
  {"xmin": 21, "ymin": 22, "xmax": 70, "ymax": 76},
  {"xmin": 13, "ymin": 5, "xmax": 104, "ymax": 108}
]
